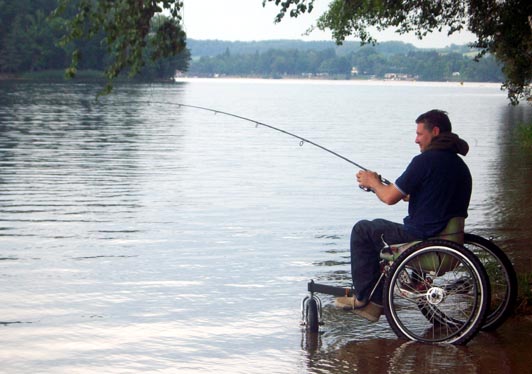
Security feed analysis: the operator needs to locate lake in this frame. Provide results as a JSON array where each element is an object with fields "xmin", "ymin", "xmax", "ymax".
[{"xmin": 1, "ymin": 78, "xmax": 532, "ymax": 373}]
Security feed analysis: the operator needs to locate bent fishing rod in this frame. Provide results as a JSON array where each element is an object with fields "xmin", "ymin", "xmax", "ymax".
[{"xmin": 172, "ymin": 103, "xmax": 391, "ymax": 188}]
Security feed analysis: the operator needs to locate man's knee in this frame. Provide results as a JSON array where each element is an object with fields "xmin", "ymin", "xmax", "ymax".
[
  {"xmin": 351, "ymin": 219, "xmax": 391, "ymax": 251},
  {"xmin": 352, "ymin": 219, "xmax": 384, "ymax": 237},
  {"xmin": 351, "ymin": 219, "xmax": 375, "ymax": 247},
  {"xmin": 352, "ymin": 219, "xmax": 372, "ymax": 232}
]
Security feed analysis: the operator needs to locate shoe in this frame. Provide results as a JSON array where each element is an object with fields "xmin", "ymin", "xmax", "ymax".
[
  {"xmin": 335, "ymin": 297, "xmax": 383, "ymax": 323},
  {"xmin": 334, "ymin": 296, "xmax": 367, "ymax": 310},
  {"xmin": 352, "ymin": 302, "xmax": 383, "ymax": 323}
]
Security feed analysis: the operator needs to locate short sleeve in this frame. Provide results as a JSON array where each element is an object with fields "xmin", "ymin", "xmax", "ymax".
[{"xmin": 395, "ymin": 154, "xmax": 427, "ymax": 196}]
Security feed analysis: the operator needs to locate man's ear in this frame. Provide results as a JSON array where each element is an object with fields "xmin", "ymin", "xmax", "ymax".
[{"xmin": 432, "ymin": 126, "xmax": 441, "ymax": 136}]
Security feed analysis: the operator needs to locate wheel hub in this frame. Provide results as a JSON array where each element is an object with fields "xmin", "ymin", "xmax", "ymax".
[{"xmin": 426, "ymin": 287, "xmax": 446, "ymax": 305}]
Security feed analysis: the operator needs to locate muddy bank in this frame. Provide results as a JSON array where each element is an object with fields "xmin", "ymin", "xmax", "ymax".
[{"xmin": 302, "ymin": 315, "xmax": 532, "ymax": 373}]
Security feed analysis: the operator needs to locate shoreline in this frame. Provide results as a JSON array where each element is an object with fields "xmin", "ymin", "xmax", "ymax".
[{"xmin": 1, "ymin": 71, "xmax": 504, "ymax": 89}]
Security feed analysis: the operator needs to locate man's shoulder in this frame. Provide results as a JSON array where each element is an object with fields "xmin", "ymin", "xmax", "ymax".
[
  {"xmin": 407, "ymin": 150, "xmax": 469, "ymax": 174},
  {"xmin": 408, "ymin": 150, "xmax": 433, "ymax": 165},
  {"xmin": 414, "ymin": 150, "xmax": 463, "ymax": 162}
]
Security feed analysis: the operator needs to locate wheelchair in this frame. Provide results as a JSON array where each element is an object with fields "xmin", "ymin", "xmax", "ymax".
[{"xmin": 301, "ymin": 218, "xmax": 517, "ymax": 345}]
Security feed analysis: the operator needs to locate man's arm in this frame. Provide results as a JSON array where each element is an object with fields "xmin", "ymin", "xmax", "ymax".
[{"xmin": 356, "ymin": 171, "xmax": 405, "ymax": 205}]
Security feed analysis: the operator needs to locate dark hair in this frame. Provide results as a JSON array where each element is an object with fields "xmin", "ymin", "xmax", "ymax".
[{"xmin": 416, "ymin": 109, "xmax": 452, "ymax": 133}]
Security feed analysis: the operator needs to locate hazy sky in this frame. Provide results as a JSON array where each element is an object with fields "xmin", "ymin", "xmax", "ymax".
[{"xmin": 180, "ymin": 0, "xmax": 477, "ymax": 48}]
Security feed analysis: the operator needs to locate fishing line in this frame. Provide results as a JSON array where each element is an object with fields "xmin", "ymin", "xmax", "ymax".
[{"xmin": 159, "ymin": 102, "xmax": 391, "ymax": 187}]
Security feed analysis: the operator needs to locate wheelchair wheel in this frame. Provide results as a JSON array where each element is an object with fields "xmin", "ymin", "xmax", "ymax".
[
  {"xmin": 305, "ymin": 297, "xmax": 320, "ymax": 333},
  {"xmin": 383, "ymin": 239, "xmax": 490, "ymax": 345},
  {"xmin": 464, "ymin": 233, "xmax": 517, "ymax": 330}
]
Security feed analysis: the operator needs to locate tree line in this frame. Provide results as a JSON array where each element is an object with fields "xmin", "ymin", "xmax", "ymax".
[
  {"xmin": 186, "ymin": 38, "xmax": 472, "ymax": 58},
  {"xmin": 188, "ymin": 46, "xmax": 503, "ymax": 82},
  {"xmin": 0, "ymin": 0, "xmax": 190, "ymax": 81}
]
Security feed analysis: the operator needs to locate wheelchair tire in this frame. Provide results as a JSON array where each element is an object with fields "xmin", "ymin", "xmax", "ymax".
[
  {"xmin": 305, "ymin": 297, "xmax": 320, "ymax": 333},
  {"xmin": 464, "ymin": 233, "xmax": 517, "ymax": 331},
  {"xmin": 383, "ymin": 239, "xmax": 490, "ymax": 345}
]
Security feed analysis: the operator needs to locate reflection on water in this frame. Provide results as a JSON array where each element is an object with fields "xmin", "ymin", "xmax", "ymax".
[
  {"xmin": 1, "ymin": 80, "xmax": 532, "ymax": 373},
  {"xmin": 302, "ymin": 316, "xmax": 532, "ymax": 374},
  {"xmin": 303, "ymin": 336, "xmax": 504, "ymax": 374},
  {"xmin": 486, "ymin": 105, "xmax": 532, "ymax": 272}
]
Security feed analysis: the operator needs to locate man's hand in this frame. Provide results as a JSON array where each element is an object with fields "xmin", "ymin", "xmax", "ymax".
[
  {"xmin": 356, "ymin": 170, "xmax": 404, "ymax": 205},
  {"xmin": 356, "ymin": 170, "xmax": 381, "ymax": 191}
]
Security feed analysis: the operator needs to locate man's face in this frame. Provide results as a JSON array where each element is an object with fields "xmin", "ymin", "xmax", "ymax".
[{"xmin": 415, "ymin": 122, "xmax": 440, "ymax": 152}]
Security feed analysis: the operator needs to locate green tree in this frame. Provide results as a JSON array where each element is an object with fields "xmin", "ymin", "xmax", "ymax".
[
  {"xmin": 52, "ymin": 0, "xmax": 188, "ymax": 94},
  {"xmin": 1, "ymin": 15, "xmax": 35, "ymax": 72},
  {"xmin": 317, "ymin": 55, "xmax": 350, "ymax": 76},
  {"xmin": 263, "ymin": 0, "xmax": 532, "ymax": 104},
  {"xmin": 351, "ymin": 48, "xmax": 386, "ymax": 76},
  {"xmin": 462, "ymin": 55, "xmax": 504, "ymax": 82},
  {"xmin": 0, "ymin": 0, "xmax": 66, "ymax": 73},
  {"xmin": 0, "ymin": 0, "xmax": 189, "ymax": 82},
  {"xmin": 136, "ymin": 14, "xmax": 190, "ymax": 79}
]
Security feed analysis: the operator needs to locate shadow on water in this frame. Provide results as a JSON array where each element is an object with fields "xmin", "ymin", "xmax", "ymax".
[{"xmin": 483, "ymin": 104, "xmax": 532, "ymax": 273}]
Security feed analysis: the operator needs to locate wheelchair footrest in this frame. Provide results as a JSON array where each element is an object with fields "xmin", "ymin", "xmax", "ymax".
[{"xmin": 307, "ymin": 280, "xmax": 353, "ymax": 297}]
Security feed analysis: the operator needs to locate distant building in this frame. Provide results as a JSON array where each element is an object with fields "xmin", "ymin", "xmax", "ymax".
[{"xmin": 384, "ymin": 73, "xmax": 416, "ymax": 81}]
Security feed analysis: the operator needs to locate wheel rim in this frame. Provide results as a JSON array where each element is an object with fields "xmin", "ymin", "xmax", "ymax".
[
  {"xmin": 463, "ymin": 234, "xmax": 516, "ymax": 330},
  {"xmin": 386, "ymin": 245, "xmax": 487, "ymax": 344}
]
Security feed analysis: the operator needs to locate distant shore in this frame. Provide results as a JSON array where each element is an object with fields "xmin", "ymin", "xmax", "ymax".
[
  {"xmin": 174, "ymin": 75, "xmax": 503, "ymax": 89},
  {"xmin": 0, "ymin": 70, "xmax": 173, "ymax": 83},
  {"xmin": 1, "ymin": 71, "xmax": 505, "ymax": 93}
]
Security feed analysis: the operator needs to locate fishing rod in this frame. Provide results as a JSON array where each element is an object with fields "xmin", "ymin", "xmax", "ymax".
[{"xmin": 174, "ymin": 103, "xmax": 391, "ymax": 188}]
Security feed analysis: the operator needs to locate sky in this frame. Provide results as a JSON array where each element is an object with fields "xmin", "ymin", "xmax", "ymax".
[{"xmin": 180, "ymin": 0, "xmax": 477, "ymax": 48}]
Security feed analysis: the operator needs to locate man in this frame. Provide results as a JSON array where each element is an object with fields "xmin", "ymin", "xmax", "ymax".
[{"xmin": 335, "ymin": 109, "xmax": 472, "ymax": 322}]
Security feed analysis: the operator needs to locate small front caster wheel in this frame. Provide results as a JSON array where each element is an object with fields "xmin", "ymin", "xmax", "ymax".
[{"xmin": 305, "ymin": 297, "xmax": 320, "ymax": 332}]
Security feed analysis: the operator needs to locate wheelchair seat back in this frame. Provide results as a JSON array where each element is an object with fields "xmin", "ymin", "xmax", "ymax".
[{"xmin": 434, "ymin": 217, "xmax": 465, "ymax": 244}]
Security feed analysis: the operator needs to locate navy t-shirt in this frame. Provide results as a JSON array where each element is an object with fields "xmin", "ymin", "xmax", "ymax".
[{"xmin": 395, "ymin": 149, "xmax": 472, "ymax": 238}]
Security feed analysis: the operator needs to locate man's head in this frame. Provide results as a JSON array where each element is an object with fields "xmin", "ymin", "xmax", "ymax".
[{"xmin": 415, "ymin": 109, "xmax": 452, "ymax": 152}]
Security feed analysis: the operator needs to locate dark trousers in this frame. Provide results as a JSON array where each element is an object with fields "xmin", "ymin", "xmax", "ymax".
[{"xmin": 350, "ymin": 219, "xmax": 418, "ymax": 304}]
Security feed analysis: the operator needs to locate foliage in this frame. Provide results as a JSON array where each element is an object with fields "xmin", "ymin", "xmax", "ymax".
[
  {"xmin": 0, "ymin": 1, "xmax": 190, "ymax": 88},
  {"xmin": 516, "ymin": 272, "xmax": 532, "ymax": 313},
  {"xmin": 52, "ymin": 0, "xmax": 188, "ymax": 94},
  {"xmin": 263, "ymin": 0, "xmax": 532, "ymax": 104},
  {"xmin": 0, "ymin": 0, "xmax": 67, "ymax": 72},
  {"xmin": 468, "ymin": 1, "xmax": 532, "ymax": 105},
  {"xmin": 517, "ymin": 122, "xmax": 532, "ymax": 148},
  {"xmin": 20, "ymin": 69, "xmax": 104, "ymax": 80},
  {"xmin": 136, "ymin": 15, "xmax": 190, "ymax": 80}
]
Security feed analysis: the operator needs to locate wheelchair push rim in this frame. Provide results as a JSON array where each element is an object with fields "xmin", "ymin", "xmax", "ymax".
[
  {"xmin": 383, "ymin": 239, "xmax": 490, "ymax": 345},
  {"xmin": 463, "ymin": 233, "xmax": 517, "ymax": 331}
]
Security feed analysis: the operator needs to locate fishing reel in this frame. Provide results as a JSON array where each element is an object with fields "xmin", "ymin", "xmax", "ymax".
[{"xmin": 359, "ymin": 174, "xmax": 391, "ymax": 192}]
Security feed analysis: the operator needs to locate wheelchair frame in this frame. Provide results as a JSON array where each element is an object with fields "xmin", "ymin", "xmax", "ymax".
[{"xmin": 301, "ymin": 234, "xmax": 516, "ymax": 345}]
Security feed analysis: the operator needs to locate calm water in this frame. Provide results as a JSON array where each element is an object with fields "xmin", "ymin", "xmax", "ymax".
[{"xmin": 1, "ymin": 79, "xmax": 532, "ymax": 373}]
